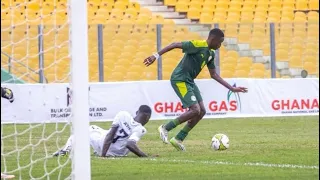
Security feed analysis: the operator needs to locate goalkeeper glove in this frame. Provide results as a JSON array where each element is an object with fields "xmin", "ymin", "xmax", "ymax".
[{"xmin": 1, "ymin": 87, "xmax": 14, "ymax": 103}]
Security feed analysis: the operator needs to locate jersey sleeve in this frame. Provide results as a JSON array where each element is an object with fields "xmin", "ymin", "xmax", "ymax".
[
  {"xmin": 111, "ymin": 111, "xmax": 126, "ymax": 127},
  {"xmin": 128, "ymin": 126, "xmax": 147, "ymax": 142},
  {"xmin": 207, "ymin": 51, "xmax": 216, "ymax": 69},
  {"xmin": 207, "ymin": 59, "xmax": 215, "ymax": 69},
  {"xmin": 181, "ymin": 41, "xmax": 199, "ymax": 54}
]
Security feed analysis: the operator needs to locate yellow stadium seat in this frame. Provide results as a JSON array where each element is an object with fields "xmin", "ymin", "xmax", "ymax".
[
  {"xmin": 100, "ymin": 2, "xmax": 114, "ymax": 11},
  {"xmin": 309, "ymin": 0, "xmax": 319, "ymax": 10},
  {"xmin": 220, "ymin": 70, "xmax": 234, "ymax": 78},
  {"xmin": 114, "ymin": 1, "xmax": 128, "ymax": 10},
  {"xmin": 199, "ymin": 13, "xmax": 213, "ymax": 23},
  {"xmin": 234, "ymin": 70, "xmax": 249, "ymax": 78},
  {"xmin": 280, "ymin": 30, "xmax": 293, "ymax": 38},
  {"xmin": 253, "ymin": 17, "xmax": 266, "ymax": 23},
  {"xmin": 308, "ymin": 13, "xmax": 319, "ymax": 23},
  {"xmin": 201, "ymin": 6, "xmax": 215, "ymax": 13},
  {"xmin": 187, "ymin": 8, "xmax": 201, "ymax": 19},
  {"xmin": 238, "ymin": 57, "xmax": 253, "ymax": 65},
  {"xmin": 251, "ymin": 63, "xmax": 266, "ymax": 71},
  {"xmin": 281, "ymin": 11, "xmax": 294, "ymax": 19},
  {"xmin": 229, "ymin": 1, "xmax": 242, "ymax": 9},
  {"xmin": 225, "ymin": 27, "xmax": 238, "ymax": 38},
  {"xmin": 225, "ymin": 17, "xmax": 240, "ymax": 24},
  {"xmin": 189, "ymin": 0, "xmax": 203, "ymax": 9},
  {"xmin": 255, "ymin": 13, "xmax": 267, "ymax": 21},
  {"xmin": 304, "ymin": 49, "xmax": 318, "ymax": 56},
  {"xmin": 241, "ymin": 13, "xmax": 254, "ymax": 23},
  {"xmin": 236, "ymin": 63, "xmax": 251, "ymax": 72},
  {"xmin": 269, "ymin": 0, "xmax": 282, "ymax": 8},
  {"xmin": 163, "ymin": 19, "xmax": 175, "ymax": 24},
  {"xmin": 250, "ymin": 70, "xmax": 265, "ymax": 78},
  {"xmin": 292, "ymin": 36, "xmax": 304, "ymax": 43},
  {"xmin": 139, "ymin": 8, "xmax": 152, "ymax": 16},
  {"xmin": 303, "ymin": 56, "xmax": 317, "ymax": 63},
  {"xmin": 294, "ymin": 18, "xmax": 307, "ymax": 24},
  {"xmin": 216, "ymin": 1, "xmax": 229, "ymax": 9},
  {"xmin": 289, "ymin": 57, "xmax": 303, "ymax": 68},
  {"xmin": 276, "ymin": 49, "xmax": 289, "ymax": 60},
  {"xmin": 126, "ymin": 8, "xmax": 139, "ymax": 16},
  {"xmin": 203, "ymin": 0, "xmax": 215, "ymax": 7},
  {"xmin": 252, "ymin": 31, "xmax": 265, "ymax": 38},
  {"xmin": 303, "ymin": 62, "xmax": 318, "ymax": 74},
  {"xmin": 128, "ymin": 1, "xmax": 141, "ymax": 9},
  {"xmin": 225, "ymin": 51, "xmax": 239, "ymax": 60},
  {"xmin": 249, "ymin": 38, "xmax": 264, "ymax": 49},
  {"xmin": 282, "ymin": 1, "xmax": 295, "ymax": 8},
  {"xmin": 222, "ymin": 56, "xmax": 238, "ymax": 65},
  {"xmin": 306, "ymin": 42, "xmax": 319, "ymax": 50},
  {"xmin": 238, "ymin": 32, "xmax": 251, "ymax": 43},
  {"xmin": 175, "ymin": 2, "xmax": 189, "ymax": 12},
  {"xmin": 277, "ymin": 43, "xmax": 290, "ymax": 51},
  {"xmin": 278, "ymin": 36, "xmax": 292, "ymax": 43},
  {"xmin": 296, "ymin": 1, "xmax": 308, "ymax": 10},
  {"xmin": 280, "ymin": 16, "xmax": 294, "ymax": 23},
  {"xmin": 221, "ymin": 63, "xmax": 236, "ymax": 72}
]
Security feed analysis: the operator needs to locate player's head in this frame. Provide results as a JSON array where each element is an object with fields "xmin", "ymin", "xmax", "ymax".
[
  {"xmin": 207, "ymin": 28, "xmax": 224, "ymax": 50},
  {"xmin": 135, "ymin": 105, "xmax": 152, "ymax": 126}
]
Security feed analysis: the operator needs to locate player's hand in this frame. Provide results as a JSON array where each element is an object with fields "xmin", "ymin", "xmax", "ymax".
[
  {"xmin": 231, "ymin": 87, "xmax": 248, "ymax": 93},
  {"xmin": 143, "ymin": 55, "xmax": 156, "ymax": 66}
]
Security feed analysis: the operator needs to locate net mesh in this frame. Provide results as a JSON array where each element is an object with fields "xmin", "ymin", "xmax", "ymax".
[{"xmin": 1, "ymin": 0, "xmax": 73, "ymax": 179}]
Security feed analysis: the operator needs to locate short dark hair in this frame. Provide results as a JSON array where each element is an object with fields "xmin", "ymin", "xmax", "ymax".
[
  {"xmin": 139, "ymin": 105, "xmax": 152, "ymax": 114},
  {"xmin": 209, "ymin": 28, "xmax": 224, "ymax": 38}
]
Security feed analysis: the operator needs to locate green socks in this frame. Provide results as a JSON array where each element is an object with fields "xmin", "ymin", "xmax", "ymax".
[
  {"xmin": 164, "ymin": 120, "xmax": 193, "ymax": 141},
  {"xmin": 164, "ymin": 119, "xmax": 180, "ymax": 131},
  {"xmin": 176, "ymin": 125, "xmax": 192, "ymax": 141}
]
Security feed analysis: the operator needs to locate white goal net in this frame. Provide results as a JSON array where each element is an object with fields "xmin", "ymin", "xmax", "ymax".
[{"xmin": 1, "ymin": 0, "xmax": 90, "ymax": 179}]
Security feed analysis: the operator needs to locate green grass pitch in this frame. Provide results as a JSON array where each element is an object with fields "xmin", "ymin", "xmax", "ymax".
[{"xmin": 1, "ymin": 116, "xmax": 319, "ymax": 180}]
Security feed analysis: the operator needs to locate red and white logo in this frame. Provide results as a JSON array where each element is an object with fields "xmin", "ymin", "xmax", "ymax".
[{"xmin": 272, "ymin": 99, "xmax": 319, "ymax": 110}]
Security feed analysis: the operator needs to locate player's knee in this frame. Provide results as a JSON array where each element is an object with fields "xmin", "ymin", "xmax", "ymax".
[
  {"xmin": 200, "ymin": 108, "xmax": 206, "ymax": 118},
  {"xmin": 189, "ymin": 104, "xmax": 201, "ymax": 116}
]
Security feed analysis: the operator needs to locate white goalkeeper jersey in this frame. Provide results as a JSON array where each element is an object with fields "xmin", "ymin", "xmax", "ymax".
[{"xmin": 101, "ymin": 111, "xmax": 147, "ymax": 157}]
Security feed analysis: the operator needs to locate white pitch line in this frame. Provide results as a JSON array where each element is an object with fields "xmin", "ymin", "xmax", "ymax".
[{"xmin": 104, "ymin": 158, "xmax": 319, "ymax": 170}]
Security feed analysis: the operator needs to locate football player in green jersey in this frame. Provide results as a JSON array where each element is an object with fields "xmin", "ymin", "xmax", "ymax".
[{"xmin": 143, "ymin": 28, "xmax": 248, "ymax": 151}]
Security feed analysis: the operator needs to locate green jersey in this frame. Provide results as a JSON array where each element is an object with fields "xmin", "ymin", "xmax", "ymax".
[{"xmin": 170, "ymin": 40, "xmax": 216, "ymax": 83}]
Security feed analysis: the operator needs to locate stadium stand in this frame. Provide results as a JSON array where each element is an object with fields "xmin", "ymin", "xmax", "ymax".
[{"xmin": 1, "ymin": 0, "xmax": 319, "ymax": 83}]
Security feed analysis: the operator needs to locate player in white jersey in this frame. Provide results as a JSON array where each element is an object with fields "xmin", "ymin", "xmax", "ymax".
[{"xmin": 53, "ymin": 105, "xmax": 152, "ymax": 157}]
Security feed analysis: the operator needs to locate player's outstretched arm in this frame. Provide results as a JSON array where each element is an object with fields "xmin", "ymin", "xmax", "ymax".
[
  {"xmin": 143, "ymin": 42, "xmax": 183, "ymax": 66},
  {"xmin": 101, "ymin": 125, "xmax": 119, "ymax": 157},
  {"xmin": 126, "ymin": 140, "xmax": 148, "ymax": 157},
  {"xmin": 209, "ymin": 68, "xmax": 248, "ymax": 93}
]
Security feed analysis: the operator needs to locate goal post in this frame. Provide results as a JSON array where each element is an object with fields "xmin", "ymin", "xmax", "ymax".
[
  {"xmin": 69, "ymin": 0, "xmax": 91, "ymax": 179},
  {"xmin": 1, "ymin": 0, "xmax": 91, "ymax": 179}
]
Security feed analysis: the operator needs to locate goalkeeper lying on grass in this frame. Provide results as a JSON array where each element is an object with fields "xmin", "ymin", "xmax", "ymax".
[
  {"xmin": 53, "ymin": 105, "xmax": 155, "ymax": 158},
  {"xmin": 1, "ymin": 86, "xmax": 15, "ymax": 179}
]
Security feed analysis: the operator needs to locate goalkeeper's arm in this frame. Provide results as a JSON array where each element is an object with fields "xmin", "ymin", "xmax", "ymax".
[{"xmin": 1, "ymin": 87, "xmax": 14, "ymax": 103}]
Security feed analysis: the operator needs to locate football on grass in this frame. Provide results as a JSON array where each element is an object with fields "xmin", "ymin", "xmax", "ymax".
[{"xmin": 211, "ymin": 133, "xmax": 229, "ymax": 150}]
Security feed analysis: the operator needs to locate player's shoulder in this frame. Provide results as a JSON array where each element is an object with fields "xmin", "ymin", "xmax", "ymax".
[
  {"xmin": 114, "ymin": 111, "xmax": 133, "ymax": 123},
  {"xmin": 115, "ymin": 111, "xmax": 132, "ymax": 118},
  {"xmin": 189, "ymin": 40, "xmax": 208, "ymax": 48},
  {"xmin": 133, "ymin": 125, "xmax": 147, "ymax": 135}
]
